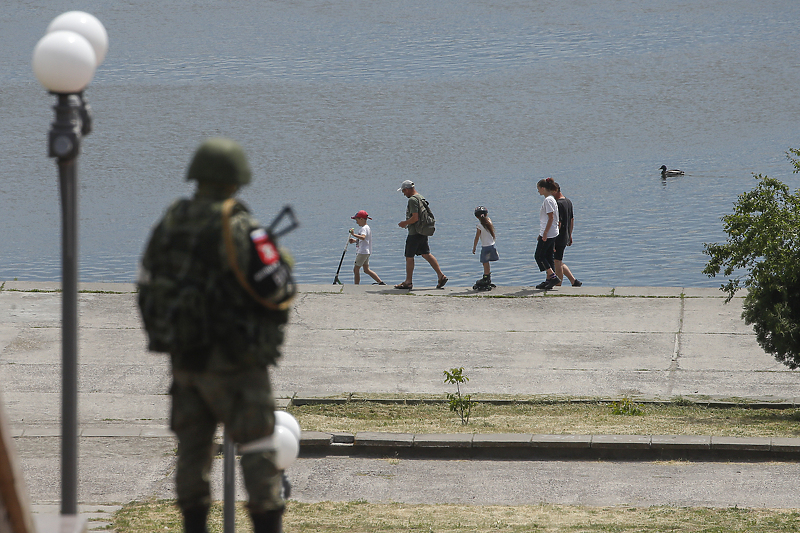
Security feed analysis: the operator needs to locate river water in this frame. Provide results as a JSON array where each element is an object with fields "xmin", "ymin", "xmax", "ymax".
[{"xmin": 2, "ymin": 0, "xmax": 799, "ymax": 287}]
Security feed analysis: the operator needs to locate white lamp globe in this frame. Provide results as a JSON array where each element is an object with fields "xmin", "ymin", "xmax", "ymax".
[
  {"xmin": 274, "ymin": 411, "xmax": 301, "ymax": 441},
  {"xmin": 272, "ymin": 425, "xmax": 299, "ymax": 470},
  {"xmin": 47, "ymin": 11, "xmax": 108, "ymax": 65},
  {"xmin": 32, "ymin": 31, "xmax": 96, "ymax": 93}
]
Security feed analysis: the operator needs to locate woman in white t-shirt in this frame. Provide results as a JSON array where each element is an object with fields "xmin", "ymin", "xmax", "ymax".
[
  {"xmin": 471, "ymin": 206, "xmax": 499, "ymax": 288},
  {"xmin": 534, "ymin": 177, "xmax": 560, "ymax": 290}
]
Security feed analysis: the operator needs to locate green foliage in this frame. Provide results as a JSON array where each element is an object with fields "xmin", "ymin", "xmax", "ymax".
[
  {"xmin": 670, "ymin": 396, "xmax": 694, "ymax": 407},
  {"xmin": 443, "ymin": 367, "xmax": 475, "ymax": 425},
  {"xmin": 703, "ymin": 149, "xmax": 800, "ymax": 369},
  {"xmin": 610, "ymin": 397, "xmax": 643, "ymax": 416}
]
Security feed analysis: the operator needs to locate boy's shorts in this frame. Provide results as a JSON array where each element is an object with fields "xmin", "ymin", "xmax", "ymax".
[
  {"xmin": 404, "ymin": 234, "xmax": 430, "ymax": 258},
  {"xmin": 354, "ymin": 253, "xmax": 370, "ymax": 267}
]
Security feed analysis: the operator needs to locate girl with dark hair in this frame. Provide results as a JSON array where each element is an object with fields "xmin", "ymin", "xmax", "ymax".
[
  {"xmin": 535, "ymin": 177, "xmax": 560, "ymax": 290},
  {"xmin": 472, "ymin": 206, "xmax": 499, "ymax": 290}
]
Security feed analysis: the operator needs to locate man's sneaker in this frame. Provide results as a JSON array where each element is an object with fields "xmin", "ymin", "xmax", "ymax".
[
  {"xmin": 535, "ymin": 280, "xmax": 549, "ymax": 289},
  {"xmin": 572, "ymin": 280, "xmax": 582, "ymax": 287},
  {"xmin": 543, "ymin": 276, "xmax": 560, "ymax": 290}
]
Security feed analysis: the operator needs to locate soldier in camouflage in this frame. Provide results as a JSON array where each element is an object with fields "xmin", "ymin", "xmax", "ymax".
[{"xmin": 138, "ymin": 138, "xmax": 294, "ymax": 533}]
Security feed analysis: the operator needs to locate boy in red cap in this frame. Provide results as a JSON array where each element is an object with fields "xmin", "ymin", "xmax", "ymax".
[{"xmin": 349, "ymin": 210, "xmax": 385, "ymax": 285}]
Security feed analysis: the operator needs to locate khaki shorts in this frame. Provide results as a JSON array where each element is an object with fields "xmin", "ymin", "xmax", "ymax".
[{"xmin": 354, "ymin": 253, "xmax": 370, "ymax": 267}]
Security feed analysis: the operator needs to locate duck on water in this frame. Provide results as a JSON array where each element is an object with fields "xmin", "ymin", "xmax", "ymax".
[{"xmin": 660, "ymin": 165, "xmax": 684, "ymax": 177}]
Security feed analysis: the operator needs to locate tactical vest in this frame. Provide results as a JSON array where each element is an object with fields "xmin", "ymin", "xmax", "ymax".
[{"xmin": 138, "ymin": 198, "xmax": 288, "ymax": 371}]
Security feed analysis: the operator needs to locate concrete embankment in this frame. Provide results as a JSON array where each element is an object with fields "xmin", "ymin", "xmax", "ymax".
[{"xmin": 2, "ymin": 280, "xmax": 794, "ymax": 418}]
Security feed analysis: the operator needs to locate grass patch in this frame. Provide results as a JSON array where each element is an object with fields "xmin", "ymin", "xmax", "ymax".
[
  {"xmin": 288, "ymin": 401, "xmax": 800, "ymax": 438},
  {"xmin": 114, "ymin": 499, "xmax": 800, "ymax": 532}
]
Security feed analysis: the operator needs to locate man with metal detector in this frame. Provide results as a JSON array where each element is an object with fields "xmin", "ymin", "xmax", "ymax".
[
  {"xmin": 138, "ymin": 138, "xmax": 296, "ymax": 533},
  {"xmin": 395, "ymin": 180, "xmax": 448, "ymax": 290}
]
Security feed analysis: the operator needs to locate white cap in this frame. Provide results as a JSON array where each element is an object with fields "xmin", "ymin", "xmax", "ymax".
[{"xmin": 397, "ymin": 180, "xmax": 414, "ymax": 191}]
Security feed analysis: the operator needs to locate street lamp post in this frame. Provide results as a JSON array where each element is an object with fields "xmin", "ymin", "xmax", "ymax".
[
  {"xmin": 52, "ymin": 90, "xmax": 83, "ymax": 518},
  {"xmin": 32, "ymin": 11, "xmax": 107, "ymax": 519}
]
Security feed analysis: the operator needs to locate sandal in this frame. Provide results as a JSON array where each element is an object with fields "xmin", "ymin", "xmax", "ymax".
[
  {"xmin": 394, "ymin": 282, "xmax": 413, "ymax": 290},
  {"xmin": 436, "ymin": 276, "xmax": 449, "ymax": 289}
]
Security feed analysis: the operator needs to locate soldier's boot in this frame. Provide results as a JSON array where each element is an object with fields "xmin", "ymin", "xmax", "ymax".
[
  {"xmin": 182, "ymin": 504, "xmax": 209, "ymax": 533},
  {"xmin": 250, "ymin": 508, "xmax": 284, "ymax": 533}
]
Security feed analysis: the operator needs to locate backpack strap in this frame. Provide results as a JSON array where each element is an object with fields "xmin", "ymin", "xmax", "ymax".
[
  {"xmin": 221, "ymin": 198, "xmax": 293, "ymax": 311},
  {"xmin": 421, "ymin": 197, "xmax": 430, "ymax": 214}
]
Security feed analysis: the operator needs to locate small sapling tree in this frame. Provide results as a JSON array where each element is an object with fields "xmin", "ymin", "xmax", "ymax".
[
  {"xmin": 703, "ymin": 149, "xmax": 800, "ymax": 368},
  {"xmin": 443, "ymin": 367, "xmax": 475, "ymax": 425}
]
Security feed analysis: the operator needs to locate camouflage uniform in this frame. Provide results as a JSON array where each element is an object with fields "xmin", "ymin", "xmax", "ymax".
[{"xmin": 138, "ymin": 139, "xmax": 291, "ymax": 533}]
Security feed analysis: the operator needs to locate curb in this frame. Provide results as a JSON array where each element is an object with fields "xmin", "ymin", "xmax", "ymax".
[
  {"xmin": 287, "ymin": 394, "xmax": 800, "ymax": 410},
  {"xmin": 299, "ymin": 431, "xmax": 800, "ymax": 461},
  {"xmin": 13, "ymin": 426, "xmax": 800, "ymax": 461}
]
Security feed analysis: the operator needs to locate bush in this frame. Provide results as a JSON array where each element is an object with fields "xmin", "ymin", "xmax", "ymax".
[
  {"xmin": 703, "ymin": 149, "xmax": 800, "ymax": 368},
  {"xmin": 611, "ymin": 397, "xmax": 643, "ymax": 416}
]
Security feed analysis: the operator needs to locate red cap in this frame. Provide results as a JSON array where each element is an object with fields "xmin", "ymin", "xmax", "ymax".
[{"xmin": 351, "ymin": 210, "xmax": 371, "ymax": 220}]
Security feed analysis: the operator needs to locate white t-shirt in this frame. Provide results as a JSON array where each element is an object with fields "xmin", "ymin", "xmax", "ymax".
[
  {"xmin": 476, "ymin": 223, "xmax": 495, "ymax": 247},
  {"xmin": 354, "ymin": 224, "xmax": 372, "ymax": 255},
  {"xmin": 539, "ymin": 195, "xmax": 559, "ymax": 239}
]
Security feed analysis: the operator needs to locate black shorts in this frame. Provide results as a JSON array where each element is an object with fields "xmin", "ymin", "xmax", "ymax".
[
  {"xmin": 554, "ymin": 237, "xmax": 568, "ymax": 261},
  {"xmin": 404, "ymin": 233, "xmax": 431, "ymax": 257}
]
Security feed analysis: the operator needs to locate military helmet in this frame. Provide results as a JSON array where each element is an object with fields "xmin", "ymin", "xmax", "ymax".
[{"xmin": 186, "ymin": 137, "xmax": 252, "ymax": 185}]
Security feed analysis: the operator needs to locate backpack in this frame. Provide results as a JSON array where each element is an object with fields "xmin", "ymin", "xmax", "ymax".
[
  {"xmin": 138, "ymin": 199, "xmax": 220, "ymax": 368},
  {"xmin": 138, "ymin": 199, "xmax": 294, "ymax": 370},
  {"xmin": 416, "ymin": 196, "xmax": 436, "ymax": 236}
]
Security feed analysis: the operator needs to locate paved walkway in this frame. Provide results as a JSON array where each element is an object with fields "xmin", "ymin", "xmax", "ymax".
[{"xmin": 2, "ymin": 281, "xmax": 798, "ymax": 524}]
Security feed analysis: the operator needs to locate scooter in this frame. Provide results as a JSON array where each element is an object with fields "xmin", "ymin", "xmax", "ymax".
[{"xmin": 333, "ymin": 233, "xmax": 353, "ymax": 285}]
